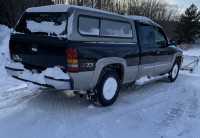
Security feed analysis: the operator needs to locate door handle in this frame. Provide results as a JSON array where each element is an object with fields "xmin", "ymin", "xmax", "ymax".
[{"xmin": 153, "ymin": 50, "xmax": 160, "ymax": 55}]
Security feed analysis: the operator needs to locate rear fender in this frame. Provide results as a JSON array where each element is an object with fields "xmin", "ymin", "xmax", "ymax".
[{"xmin": 91, "ymin": 57, "xmax": 127, "ymax": 88}]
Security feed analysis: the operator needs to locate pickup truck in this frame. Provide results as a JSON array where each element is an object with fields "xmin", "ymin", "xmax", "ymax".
[{"xmin": 5, "ymin": 5, "xmax": 183, "ymax": 106}]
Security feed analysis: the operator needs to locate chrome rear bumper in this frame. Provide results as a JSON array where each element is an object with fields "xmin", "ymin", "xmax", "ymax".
[{"xmin": 5, "ymin": 62, "xmax": 72, "ymax": 90}]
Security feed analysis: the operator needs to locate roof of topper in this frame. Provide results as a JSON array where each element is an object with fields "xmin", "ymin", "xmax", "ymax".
[
  {"xmin": 26, "ymin": 4, "xmax": 120, "ymax": 16},
  {"xmin": 26, "ymin": 4, "xmax": 161, "ymax": 27}
]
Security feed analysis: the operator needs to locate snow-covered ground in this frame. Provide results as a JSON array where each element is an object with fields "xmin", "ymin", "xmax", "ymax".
[
  {"xmin": 0, "ymin": 25, "xmax": 40, "ymax": 117},
  {"xmin": 0, "ymin": 25, "xmax": 200, "ymax": 138},
  {"xmin": 183, "ymin": 46, "xmax": 200, "ymax": 57}
]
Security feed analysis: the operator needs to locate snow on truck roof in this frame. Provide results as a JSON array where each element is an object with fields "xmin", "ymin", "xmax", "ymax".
[
  {"xmin": 26, "ymin": 4, "xmax": 71, "ymax": 13},
  {"xmin": 26, "ymin": 4, "xmax": 121, "ymax": 16},
  {"xmin": 26, "ymin": 4, "xmax": 161, "ymax": 27}
]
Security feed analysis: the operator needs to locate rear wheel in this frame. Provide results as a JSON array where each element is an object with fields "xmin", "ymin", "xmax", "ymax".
[
  {"xmin": 168, "ymin": 62, "xmax": 180, "ymax": 82},
  {"xmin": 94, "ymin": 70, "xmax": 120, "ymax": 106}
]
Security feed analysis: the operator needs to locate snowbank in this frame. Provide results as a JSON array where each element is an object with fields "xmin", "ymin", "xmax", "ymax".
[
  {"xmin": 0, "ymin": 25, "xmax": 40, "ymax": 116},
  {"xmin": 0, "ymin": 25, "xmax": 10, "ymax": 42},
  {"xmin": 0, "ymin": 25, "xmax": 32, "ymax": 89},
  {"xmin": 0, "ymin": 25, "xmax": 11, "ymax": 78},
  {"xmin": 0, "ymin": 25, "xmax": 10, "ymax": 60}
]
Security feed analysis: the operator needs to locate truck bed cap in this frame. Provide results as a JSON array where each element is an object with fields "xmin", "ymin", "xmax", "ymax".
[
  {"xmin": 26, "ymin": 4, "xmax": 120, "ymax": 16},
  {"xmin": 26, "ymin": 4, "xmax": 161, "ymax": 28}
]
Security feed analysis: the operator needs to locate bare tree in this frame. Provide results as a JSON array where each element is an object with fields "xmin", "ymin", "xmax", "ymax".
[
  {"xmin": 0, "ymin": 0, "xmax": 179, "ymax": 27},
  {"xmin": 0, "ymin": 0, "xmax": 53, "ymax": 27},
  {"xmin": 127, "ymin": 0, "xmax": 178, "ymax": 21}
]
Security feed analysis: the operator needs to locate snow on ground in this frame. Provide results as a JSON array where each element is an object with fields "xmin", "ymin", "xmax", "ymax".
[
  {"xmin": 0, "ymin": 25, "xmax": 40, "ymax": 116},
  {"xmin": 181, "ymin": 45, "xmax": 200, "ymax": 75},
  {"xmin": 0, "ymin": 74, "xmax": 200, "ymax": 138},
  {"xmin": 1, "ymin": 24, "xmax": 200, "ymax": 138},
  {"xmin": 183, "ymin": 45, "xmax": 200, "ymax": 57}
]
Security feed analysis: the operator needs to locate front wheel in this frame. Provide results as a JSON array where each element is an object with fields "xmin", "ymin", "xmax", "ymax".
[
  {"xmin": 168, "ymin": 62, "xmax": 180, "ymax": 82},
  {"xmin": 94, "ymin": 70, "xmax": 120, "ymax": 106}
]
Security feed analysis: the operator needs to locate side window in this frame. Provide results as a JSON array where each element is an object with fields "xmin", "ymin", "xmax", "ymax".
[
  {"xmin": 78, "ymin": 16, "xmax": 100, "ymax": 36},
  {"xmin": 138, "ymin": 24, "xmax": 155, "ymax": 47},
  {"xmin": 154, "ymin": 28, "xmax": 167, "ymax": 47},
  {"xmin": 100, "ymin": 20, "xmax": 133, "ymax": 38}
]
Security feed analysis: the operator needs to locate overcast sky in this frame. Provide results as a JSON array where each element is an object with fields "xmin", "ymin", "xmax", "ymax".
[{"xmin": 167, "ymin": 0, "xmax": 200, "ymax": 11}]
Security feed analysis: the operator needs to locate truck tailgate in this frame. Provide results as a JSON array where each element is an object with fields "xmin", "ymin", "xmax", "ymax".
[{"xmin": 10, "ymin": 34, "xmax": 68, "ymax": 70}]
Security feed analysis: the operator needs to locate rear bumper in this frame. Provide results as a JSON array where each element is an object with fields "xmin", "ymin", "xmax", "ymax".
[{"xmin": 5, "ymin": 62, "xmax": 73, "ymax": 90}]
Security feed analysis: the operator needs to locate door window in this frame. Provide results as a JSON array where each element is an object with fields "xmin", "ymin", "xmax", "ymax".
[
  {"xmin": 154, "ymin": 28, "xmax": 167, "ymax": 47},
  {"xmin": 138, "ymin": 24, "xmax": 155, "ymax": 48}
]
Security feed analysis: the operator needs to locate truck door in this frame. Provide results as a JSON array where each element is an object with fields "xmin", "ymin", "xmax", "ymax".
[
  {"xmin": 137, "ymin": 23, "xmax": 157, "ymax": 76},
  {"xmin": 137, "ymin": 23, "xmax": 173, "ymax": 76},
  {"xmin": 153, "ymin": 27, "xmax": 174, "ymax": 75}
]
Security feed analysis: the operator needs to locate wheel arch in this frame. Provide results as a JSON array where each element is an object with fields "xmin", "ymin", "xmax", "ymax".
[
  {"xmin": 90, "ymin": 57, "xmax": 126, "ymax": 89},
  {"xmin": 171, "ymin": 52, "xmax": 183, "ymax": 68}
]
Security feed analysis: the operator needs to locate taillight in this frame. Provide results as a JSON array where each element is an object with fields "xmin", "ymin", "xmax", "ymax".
[{"xmin": 66, "ymin": 48, "xmax": 79, "ymax": 72}]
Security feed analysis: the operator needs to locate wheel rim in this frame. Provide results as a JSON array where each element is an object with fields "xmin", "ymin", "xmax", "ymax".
[
  {"xmin": 103, "ymin": 77, "xmax": 118, "ymax": 100},
  {"xmin": 172, "ymin": 64, "xmax": 179, "ymax": 79}
]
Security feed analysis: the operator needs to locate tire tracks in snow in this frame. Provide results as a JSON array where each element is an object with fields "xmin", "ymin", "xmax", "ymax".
[
  {"xmin": 158, "ymin": 82, "xmax": 200, "ymax": 138},
  {"xmin": 160, "ymin": 102, "xmax": 185, "ymax": 127},
  {"xmin": 0, "ymin": 84, "xmax": 41, "ymax": 115}
]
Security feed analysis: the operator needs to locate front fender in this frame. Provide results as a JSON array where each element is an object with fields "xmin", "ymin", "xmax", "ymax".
[{"xmin": 171, "ymin": 52, "xmax": 183, "ymax": 67}]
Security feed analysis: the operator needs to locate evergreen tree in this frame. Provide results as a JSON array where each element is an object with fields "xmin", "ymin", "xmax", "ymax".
[{"xmin": 175, "ymin": 4, "xmax": 200, "ymax": 43}]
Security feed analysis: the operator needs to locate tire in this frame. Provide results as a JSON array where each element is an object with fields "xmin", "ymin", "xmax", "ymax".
[
  {"xmin": 94, "ymin": 70, "xmax": 121, "ymax": 106},
  {"xmin": 168, "ymin": 61, "xmax": 180, "ymax": 82}
]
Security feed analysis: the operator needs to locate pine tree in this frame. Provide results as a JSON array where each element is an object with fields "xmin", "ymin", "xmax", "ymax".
[{"xmin": 175, "ymin": 4, "xmax": 200, "ymax": 43}]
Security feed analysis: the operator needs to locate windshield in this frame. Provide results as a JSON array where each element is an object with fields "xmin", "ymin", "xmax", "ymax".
[{"xmin": 15, "ymin": 12, "xmax": 68, "ymax": 37}]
